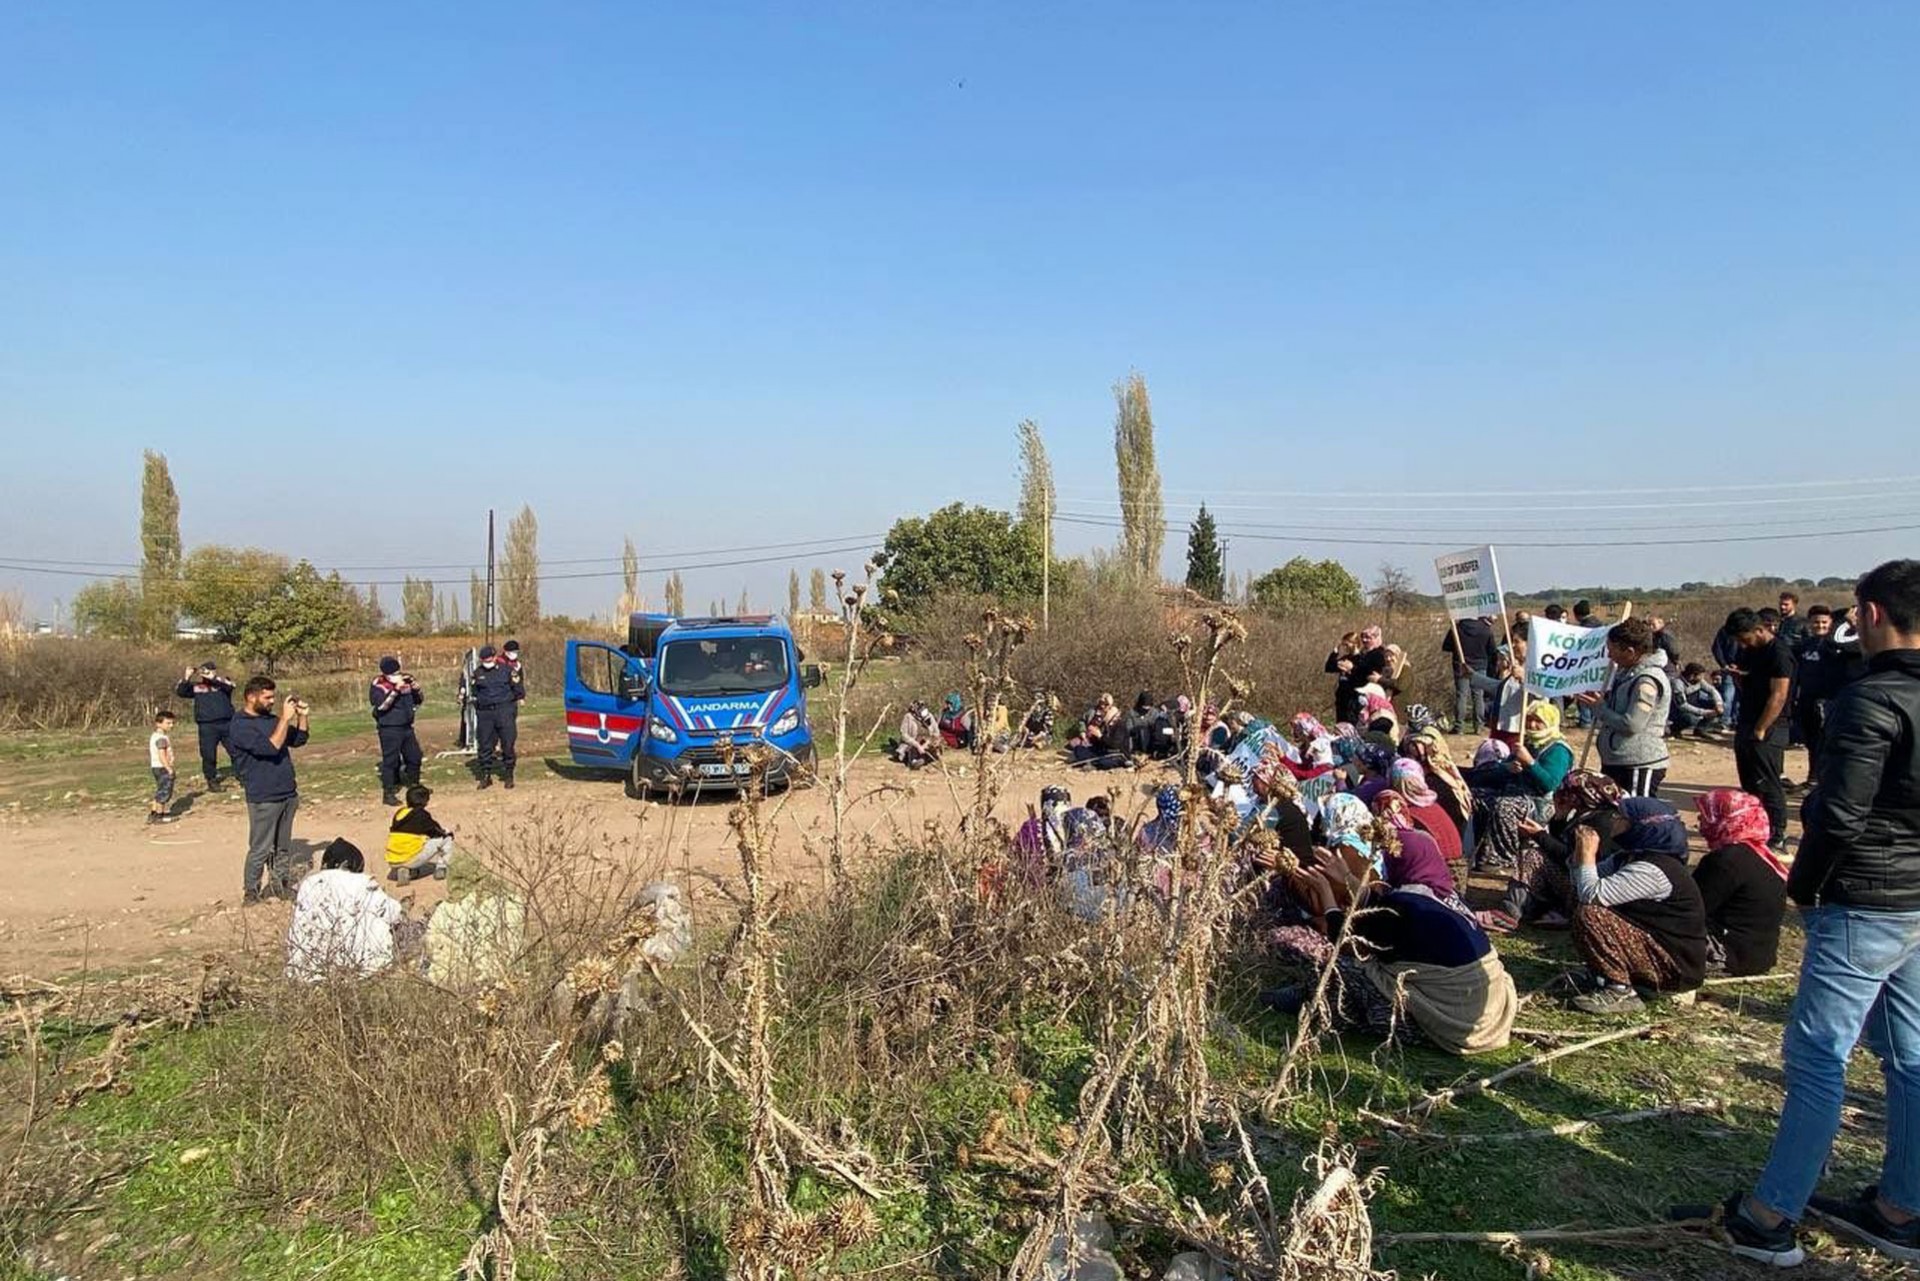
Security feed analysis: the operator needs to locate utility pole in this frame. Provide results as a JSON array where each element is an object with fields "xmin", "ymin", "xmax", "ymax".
[
  {"xmin": 1042, "ymin": 487, "xmax": 1051, "ymax": 631},
  {"xmin": 484, "ymin": 508, "xmax": 496, "ymax": 646},
  {"xmin": 1220, "ymin": 537, "xmax": 1231, "ymax": 603}
]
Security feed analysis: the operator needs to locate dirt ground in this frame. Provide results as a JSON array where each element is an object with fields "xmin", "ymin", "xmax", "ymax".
[{"xmin": 0, "ymin": 717, "xmax": 1784, "ymax": 978}]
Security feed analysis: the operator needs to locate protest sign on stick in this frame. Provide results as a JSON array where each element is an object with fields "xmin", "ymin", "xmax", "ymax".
[
  {"xmin": 1526, "ymin": 617, "xmax": 1614, "ymax": 700},
  {"xmin": 1435, "ymin": 546, "xmax": 1510, "ymax": 726}
]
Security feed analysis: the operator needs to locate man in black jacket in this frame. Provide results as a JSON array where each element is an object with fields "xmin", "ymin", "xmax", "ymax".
[
  {"xmin": 174, "ymin": 661, "xmax": 236, "ymax": 788},
  {"xmin": 1716, "ymin": 559, "xmax": 1920, "ymax": 1267},
  {"xmin": 370, "ymin": 656, "xmax": 424, "ymax": 806}
]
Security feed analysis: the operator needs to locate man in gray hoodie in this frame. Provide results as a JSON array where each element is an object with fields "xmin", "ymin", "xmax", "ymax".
[{"xmin": 1578, "ymin": 617, "xmax": 1672, "ymax": 799}]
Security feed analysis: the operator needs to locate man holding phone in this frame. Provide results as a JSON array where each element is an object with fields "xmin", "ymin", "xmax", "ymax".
[
  {"xmin": 228, "ymin": 676, "xmax": 311, "ymax": 903},
  {"xmin": 174, "ymin": 661, "xmax": 236, "ymax": 789},
  {"xmin": 370, "ymin": 656, "xmax": 424, "ymax": 806}
]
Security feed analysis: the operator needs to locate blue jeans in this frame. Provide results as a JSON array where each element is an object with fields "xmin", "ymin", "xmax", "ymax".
[
  {"xmin": 1718, "ymin": 674, "xmax": 1740, "ymax": 728},
  {"xmin": 1453, "ymin": 675, "xmax": 1485, "ymax": 732},
  {"xmin": 1753, "ymin": 904, "xmax": 1920, "ymax": 1221}
]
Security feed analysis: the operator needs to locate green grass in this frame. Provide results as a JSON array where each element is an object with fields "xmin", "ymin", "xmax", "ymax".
[{"xmin": 14, "ymin": 916, "xmax": 1897, "ymax": 1281}]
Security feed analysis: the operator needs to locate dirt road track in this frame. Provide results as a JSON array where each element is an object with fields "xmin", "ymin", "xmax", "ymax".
[{"xmin": 0, "ymin": 733, "xmax": 1765, "ymax": 978}]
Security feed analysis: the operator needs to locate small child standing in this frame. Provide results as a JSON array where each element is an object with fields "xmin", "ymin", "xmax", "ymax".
[
  {"xmin": 148, "ymin": 710, "xmax": 178, "ymax": 824},
  {"xmin": 386, "ymin": 784, "xmax": 453, "ymax": 883}
]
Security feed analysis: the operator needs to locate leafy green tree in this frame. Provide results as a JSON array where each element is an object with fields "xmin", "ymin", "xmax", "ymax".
[
  {"xmin": 876, "ymin": 503, "xmax": 1042, "ymax": 610},
  {"xmin": 70, "ymin": 579, "xmax": 143, "ymax": 638},
  {"xmin": 617, "ymin": 537, "xmax": 642, "ymax": 615},
  {"xmin": 139, "ymin": 450, "xmax": 182, "ymax": 640},
  {"xmin": 235, "ymin": 561, "xmax": 354, "ymax": 672},
  {"xmin": 177, "ymin": 545, "xmax": 291, "ymax": 641},
  {"xmin": 401, "ymin": 577, "xmax": 436, "ymax": 634},
  {"xmin": 1112, "ymin": 371, "xmax": 1164, "ymax": 581},
  {"xmin": 1250, "ymin": 557, "xmax": 1363, "ymax": 611},
  {"xmin": 1185, "ymin": 504, "xmax": 1224, "ymax": 599}
]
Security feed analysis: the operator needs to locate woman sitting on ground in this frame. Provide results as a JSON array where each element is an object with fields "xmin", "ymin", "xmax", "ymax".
[
  {"xmin": 1017, "ymin": 692, "xmax": 1059, "ymax": 750},
  {"xmin": 1289, "ymin": 713, "xmax": 1337, "ymax": 771},
  {"xmin": 1692, "ymin": 788, "xmax": 1790, "ymax": 977},
  {"xmin": 1351, "ymin": 741, "xmax": 1398, "ymax": 807},
  {"xmin": 1470, "ymin": 702, "xmax": 1575, "ymax": 870},
  {"xmin": 1566, "ymin": 797, "xmax": 1709, "ymax": 1014},
  {"xmin": 1387, "ymin": 758, "xmax": 1463, "ymax": 868},
  {"xmin": 1402, "ymin": 727, "xmax": 1475, "ymax": 853},
  {"xmin": 894, "ymin": 700, "xmax": 940, "ymax": 769},
  {"xmin": 1244, "ymin": 761, "xmax": 1316, "ymax": 865},
  {"xmin": 1125, "ymin": 690, "xmax": 1170, "ymax": 759},
  {"xmin": 1371, "ymin": 792, "xmax": 1462, "ymax": 901},
  {"xmin": 937, "ymin": 693, "xmax": 974, "ymax": 751},
  {"xmin": 1062, "ymin": 795, "xmax": 1121, "ymax": 918},
  {"xmin": 1484, "ymin": 770, "xmax": 1623, "ymax": 931},
  {"xmin": 1068, "ymin": 693, "xmax": 1127, "ymax": 769},
  {"xmin": 1264, "ymin": 845, "xmax": 1516, "ymax": 1055},
  {"xmin": 1013, "ymin": 785, "xmax": 1072, "ymax": 882},
  {"xmin": 1321, "ymin": 793, "xmax": 1386, "ymax": 876},
  {"xmin": 286, "ymin": 838, "xmax": 406, "ymax": 982}
]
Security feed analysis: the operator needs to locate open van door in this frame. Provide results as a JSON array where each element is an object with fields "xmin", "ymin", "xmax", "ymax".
[{"xmin": 564, "ymin": 639, "xmax": 647, "ymax": 769}]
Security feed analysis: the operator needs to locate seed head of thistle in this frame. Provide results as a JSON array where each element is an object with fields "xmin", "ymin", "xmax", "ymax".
[
  {"xmin": 1227, "ymin": 676, "xmax": 1252, "ymax": 701},
  {"xmin": 843, "ymin": 594, "xmax": 860, "ymax": 609},
  {"xmin": 964, "ymin": 632, "xmax": 984, "ymax": 652},
  {"xmin": 853, "ymin": 582, "xmax": 869, "ymax": 601},
  {"xmin": 832, "ymin": 569, "xmax": 847, "ymax": 589},
  {"xmin": 1171, "ymin": 632, "xmax": 1194, "ymax": 654}
]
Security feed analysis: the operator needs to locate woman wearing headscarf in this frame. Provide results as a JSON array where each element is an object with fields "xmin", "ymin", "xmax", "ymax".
[
  {"xmin": 1566, "ymin": 797, "xmax": 1709, "ymax": 1014},
  {"xmin": 1069, "ymin": 693, "xmax": 1127, "ymax": 769},
  {"xmin": 1372, "ymin": 792, "xmax": 1462, "ymax": 901},
  {"xmin": 1470, "ymin": 702, "xmax": 1575, "ymax": 870},
  {"xmin": 1352, "ymin": 741, "xmax": 1398, "ymax": 807},
  {"xmin": 1485, "ymin": 771, "xmax": 1623, "ymax": 931},
  {"xmin": 1290, "ymin": 713, "xmax": 1337, "ymax": 770},
  {"xmin": 1326, "ymin": 625, "xmax": 1390, "ymax": 726},
  {"xmin": 1388, "ymin": 758, "xmax": 1463, "ymax": 867},
  {"xmin": 1321, "ymin": 793, "xmax": 1385, "ymax": 876},
  {"xmin": 937, "ymin": 693, "xmax": 975, "ymax": 750},
  {"xmin": 1403, "ymin": 728, "xmax": 1475, "ymax": 853},
  {"xmin": 1014, "ymin": 785, "xmax": 1072, "ymax": 879},
  {"xmin": 1578, "ymin": 617, "xmax": 1673, "ymax": 798},
  {"xmin": 1692, "ymin": 788, "xmax": 1790, "ymax": 977},
  {"xmin": 1137, "ymin": 784, "xmax": 1184, "ymax": 855},
  {"xmin": 1264, "ymin": 846, "xmax": 1517, "ymax": 1056},
  {"xmin": 1246, "ymin": 760, "xmax": 1316, "ymax": 864}
]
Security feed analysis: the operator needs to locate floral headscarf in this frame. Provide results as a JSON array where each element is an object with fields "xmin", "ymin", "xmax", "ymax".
[
  {"xmin": 1523, "ymin": 701, "xmax": 1564, "ymax": 751},
  {"xmin": 1555, "ymin": 770, "xmax": 1622, "ymax": 814},
  {"xmin": 1322, "ymin": 793, "xmax": 1383, "ymax": 874},
  {"xmin": 1138, "ymin": 785, "xmax": 1184, "ymax": 854},
  {"xmin": 1357, "ymin": 741, "xmax": 1396, "ymax": 776},
  {"xmin": 1614, "ymin": 797, "xmax": 1688, "ymax": 859},
  {"xmin": 1404, "ymin": 728, "xmax": 1471, "ymax": 813},
  {"xmin": 1040, "ymin": 786, "xmax": 1072, "ymax": 854},
  {"xmin": 1323, "ymin": 793, "xmax": 1373, "ymax": 844},
  {"xmin": 1372, "ymin": 789, "xmax": 1415, "ymax": 830},
  {"xmin": 1697, "ymin": 788, "xmax": 1787, "ymax": 880},
  {"xmin": 1064, "ymin": 806, "xmax": 1108, "ymax": 853},
  {"xmin": 1154, "ymin": 785, "xmax": 1183, "ymax": 823},
  {"xmin": 1389, "ymin": 758, "xmax": 1439, "ymax": 808},
  {"xmin": 1403, "ymin": 703, "xmax": 1437, "ymax": 735},
  {"xmin": 1292, "ymin": 712, "xmax": 1329, "ymax": 743}
]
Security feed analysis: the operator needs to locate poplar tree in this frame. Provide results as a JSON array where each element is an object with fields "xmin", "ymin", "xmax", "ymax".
[
  {"xmin": 1112, "ymin": 372, "xmax": 1164, "ymax": 581},
  {"xmin": 139, "ymin": 450, "xmax": 182, "ymax": 640},
  {"xmin": 499, "ymin": 505, "xmax": 541, "ymax": 626},
  {"xmin": 1015, "ymin": 419, "xmax": 1056, "ymax": 549}
]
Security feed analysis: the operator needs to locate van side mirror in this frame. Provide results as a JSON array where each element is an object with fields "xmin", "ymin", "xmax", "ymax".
[
  {"xmin": 618, "ymin": 670, "xmax": 650, "ymax": 702},
  {"xmin": 802, "ymin": 664, "xmax": 824, "ymax": 689}
]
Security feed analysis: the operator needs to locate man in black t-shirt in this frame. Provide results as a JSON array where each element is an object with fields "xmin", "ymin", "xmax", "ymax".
[{"xmin": 1726, "ymin": 608, "xmax": 1798, "ymax": 846}]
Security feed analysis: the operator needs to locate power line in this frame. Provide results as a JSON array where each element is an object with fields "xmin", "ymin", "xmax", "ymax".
[
  {"xmin": 1057, "ymin": 473, "xmax": 1920, "ymax": 502},
  {"xmin": 1060, "ymin": 489, "xmax": 1919, "ymax": 515},
  {"xmin": 1052, "ymin": 511, "xmax": 1920, "ymax": 550},
  {"xmin": 0, "ymin": 540, "xmax": 881, "ymax": 588},
  {"xmin": 0, "ymin": 532, "xmax": 886, "ymax": 575},
  {"xmin": 1053, "ymin": 500, "xmax": 1920, "ymax": 537}
]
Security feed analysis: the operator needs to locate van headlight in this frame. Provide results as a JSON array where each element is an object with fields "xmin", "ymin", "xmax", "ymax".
[
  {"xmin": 770, "ymin": 707, "xmax": 800, "ymax": 737},
  {"xmin": 648, "ymin": 719, "xmax": 678, "ymax": 743}
]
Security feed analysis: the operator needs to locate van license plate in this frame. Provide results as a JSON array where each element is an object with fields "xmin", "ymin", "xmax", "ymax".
[{"xmin": 698, "ymin": 762, "xmax": 752, "ymax": 777}]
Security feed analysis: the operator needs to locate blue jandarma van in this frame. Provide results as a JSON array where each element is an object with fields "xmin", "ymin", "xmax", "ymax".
[{"xmin": 564, "ymin": 613, "xmax": 820, "ymax": 797}]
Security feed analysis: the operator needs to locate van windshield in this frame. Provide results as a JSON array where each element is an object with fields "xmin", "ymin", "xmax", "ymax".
[{"xmin": 657, "ymin": 638, "xmax": 790, "ymax": 696}]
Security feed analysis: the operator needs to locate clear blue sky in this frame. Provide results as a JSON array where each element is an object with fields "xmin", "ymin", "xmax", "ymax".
[{"xmin": 4, "ymin": 2, "xmax": 1917, "ymax": 621}]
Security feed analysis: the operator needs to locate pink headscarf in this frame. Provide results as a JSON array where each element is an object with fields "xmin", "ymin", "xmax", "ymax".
[
  {"xmin": 1698, "ymin": 788, "xmax": 1788, "ymax": 880},
  {"xmin": 1389, "ymin": 757, "xmax": 1439, "ymax": 809}
]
